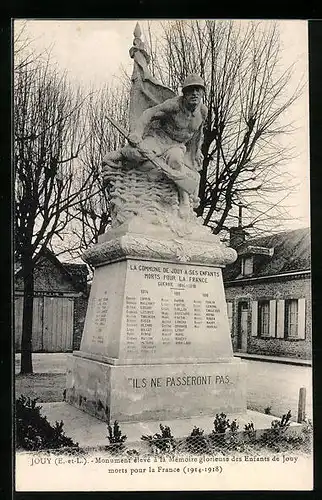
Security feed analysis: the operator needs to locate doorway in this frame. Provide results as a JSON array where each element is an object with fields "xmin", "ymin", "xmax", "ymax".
[{"xmin": 237, "ymin": 301, "xmax": 248, "ymax": 352}]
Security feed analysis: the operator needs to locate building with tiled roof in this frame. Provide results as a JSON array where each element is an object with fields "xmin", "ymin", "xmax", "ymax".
[{"xmin": 223, "ymin": 227, "xmax": 311, "ymax": 360}]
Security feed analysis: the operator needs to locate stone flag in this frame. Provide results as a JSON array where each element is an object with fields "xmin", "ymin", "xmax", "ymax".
[{"xmin": 128, "ymin": 23, "xmax": 175, "ymax": 129}]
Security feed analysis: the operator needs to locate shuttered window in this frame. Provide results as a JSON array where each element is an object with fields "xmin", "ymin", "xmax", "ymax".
[
  {"xmin": 285, "ymin": 299, "xmax": 298, "ymax": 338},
  {"xmin": 258, "ymin": 300, "xmax": 270, "ymax": 337},
  {"xmin": 251, "ymin": 297, "xmax": 306, "ymax": 341},
  {"xmin": 284, "ymin": 298, "xmax": 306, "ymax": 340}
]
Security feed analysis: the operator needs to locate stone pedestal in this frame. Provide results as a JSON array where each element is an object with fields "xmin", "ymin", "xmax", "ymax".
[{"xmin": 66, "ymin": 218, "xmax": 247, "ymax": 422}]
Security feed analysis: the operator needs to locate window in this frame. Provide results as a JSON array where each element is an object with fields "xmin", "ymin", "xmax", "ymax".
[
  {"xmin": 241, "ymin": 256, "xmax": 253, "ymax": 276},
  {"xmin": 285, "ymin": 299, "xmax": 298, "ymax": 338},
  {"xmin": 258, "ymin": 300, "xmax": 270, "ymax": 337},
  {"xmin": 252, "ymin": 298, "xmax": 306, "ymax": 340}
]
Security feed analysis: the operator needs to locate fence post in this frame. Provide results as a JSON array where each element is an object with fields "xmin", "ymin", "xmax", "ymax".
[{"xmin": 297, "ymin": 387, "xmax": 306, "ymax": 423}]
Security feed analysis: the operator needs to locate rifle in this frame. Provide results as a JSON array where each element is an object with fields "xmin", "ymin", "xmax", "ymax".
[{"xmin": 105, "ymin": 114, "xmax": 199, "ymax": 195}]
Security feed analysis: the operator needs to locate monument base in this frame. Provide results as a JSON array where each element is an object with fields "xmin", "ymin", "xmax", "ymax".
[
  {"xmin": 66, "ymin": 223, "xmax": 245, "ymax": 424},
  {"xmin": 66, "ymin": 353, "xmax": 247, "ymax": 423}
]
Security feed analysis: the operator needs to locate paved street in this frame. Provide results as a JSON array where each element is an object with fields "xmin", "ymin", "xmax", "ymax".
[{"xmin": 15, "ymin": 353, "xmax": 312, "ymax": 419}]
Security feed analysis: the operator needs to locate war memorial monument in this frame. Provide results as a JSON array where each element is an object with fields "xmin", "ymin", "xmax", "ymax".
[{"xmin": 66, "ymin": 23, "xmax": 247, "ymax": 423}]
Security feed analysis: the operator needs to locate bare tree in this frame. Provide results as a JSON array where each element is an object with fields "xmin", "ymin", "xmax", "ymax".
[
  {"xmin": 143, "ymin": 20, "xmax": 303, "ymax": 237},
  {"xmin": 14, "ymin": 50, "xmax": 91, "ymax": 373},
  {"xmin": 14, "ymin": 21, "xmax": 38, "ymax": 72},
  {"xmin": 51, "ymin": 82, "xmax": 130, "ymax": 267}
]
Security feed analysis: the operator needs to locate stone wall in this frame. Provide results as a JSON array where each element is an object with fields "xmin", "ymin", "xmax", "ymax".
[{"xmin": 224, "ymin": 275, "xmax": 311, "ymax": 360}]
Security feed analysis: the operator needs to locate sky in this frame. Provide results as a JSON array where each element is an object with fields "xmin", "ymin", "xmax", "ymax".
[{"xmin": 14, "ymin": 19, "xmax": 310, "ymax": 231}]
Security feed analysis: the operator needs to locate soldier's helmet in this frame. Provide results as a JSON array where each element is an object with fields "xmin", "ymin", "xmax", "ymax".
[{"xmin": 182, "ymin": 74, "xmax": 205, "ymax": 92}]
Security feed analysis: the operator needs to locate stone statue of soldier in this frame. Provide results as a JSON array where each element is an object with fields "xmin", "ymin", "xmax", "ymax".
[{"xmin": 102, "ymin": 74, "xmax": 207, "ymax": 219}]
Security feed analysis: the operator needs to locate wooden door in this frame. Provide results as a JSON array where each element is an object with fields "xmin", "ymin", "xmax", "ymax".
[
  {"xmin": 14, "ymin": 295, "xmax": 43, "ymax": 352},
  {"xmin": 43, "ymin": 296, "xmax": 74, "ymax": 351}
]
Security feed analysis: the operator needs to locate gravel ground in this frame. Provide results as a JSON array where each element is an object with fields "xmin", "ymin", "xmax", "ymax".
[
  {"xmin": 15, "ymin": 354, "xmax": 67, "ymax": 402},
  {"xmin": 15, "ymin": 373, "xmax": 66, "ymax": 403},
  {"xmin": 15, "ymin": 353, "xmax": 68, "ymax": 374}
]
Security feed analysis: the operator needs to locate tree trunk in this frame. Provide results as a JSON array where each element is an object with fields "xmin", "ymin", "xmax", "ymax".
[{"xmin": 20, "ymin": 253, "xmax": 34, "ymax": 374}]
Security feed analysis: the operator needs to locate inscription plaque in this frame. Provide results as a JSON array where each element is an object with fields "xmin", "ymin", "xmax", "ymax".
[
  {"xmin": 119, "ymin": 259, "xmax": 233, "ymax": 361},
  {"xmin": 79, "ymin": 259, "xmax": 233, "ymax": 362}
]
